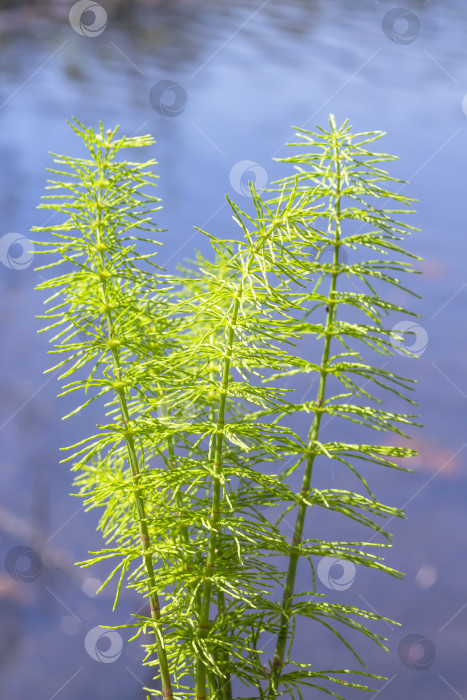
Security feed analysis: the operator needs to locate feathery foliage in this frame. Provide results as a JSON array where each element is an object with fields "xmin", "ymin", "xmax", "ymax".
[{"xmin": 32, "ymin": 116, "xmax": 420, "ymax": 700}]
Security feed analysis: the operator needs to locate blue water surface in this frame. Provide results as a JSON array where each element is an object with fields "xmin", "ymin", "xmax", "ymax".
[{"xmin": 0, "ymin": 1, "xmax": 466, "ymax": 698}]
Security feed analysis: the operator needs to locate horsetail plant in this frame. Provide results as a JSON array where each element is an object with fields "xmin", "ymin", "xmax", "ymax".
[{"xmin": 32, "ymin": 116, "xmax": 420, "ymax": 700}]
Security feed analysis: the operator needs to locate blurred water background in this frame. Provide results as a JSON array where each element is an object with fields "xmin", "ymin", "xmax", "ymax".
[{"xmin": 0, "ymin": 0, "xmax": 466, "ymax": 698}]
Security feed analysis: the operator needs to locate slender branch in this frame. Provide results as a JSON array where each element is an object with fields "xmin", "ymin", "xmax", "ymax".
[
  {"xmin": 160, "ymin": 395, "xmax": 203, "ymax": 621},
  {"xmin": 195, "ymin": 291, "xmax": 240, "ymax": 700},
  {"xmin": 160, "ymin": 398, "xmax": 190, "ymax": 546},
  {"xmin": 209, "ymin": 336, "xmax": 233, "ymax": 700},
  {"xmin": 195, "ymin": 207, "xmax": 300, "ymax": 699},
  {"xmin": 207, "ymin": 672, "xmax": 219, "ymax": 698},
  {"xmin": 107, "ymin": 343, "xmax": 173, "ymax": 699},
  {"xmin": 96, "ymin": 144, "xmax": 173, "ymax": 699},
  {"xmin": 268, "ymin": 123, "xmax": 343, "ymax": 699},
  {"xmin": 216, "ymin": 588, "xmax": 233, "ymax": 700}
]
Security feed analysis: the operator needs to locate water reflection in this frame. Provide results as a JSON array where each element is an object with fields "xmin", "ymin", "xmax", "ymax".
[{"xmin": 0, "ymin": 0, "xmax": 466, "ymax": 698}]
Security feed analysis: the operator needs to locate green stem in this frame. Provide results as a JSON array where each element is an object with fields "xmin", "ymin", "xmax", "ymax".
[
  {"xmin": 160, "ymin": 396, "xmax": 202, "ymax": 619},
  {"xmin": 195, "ymin": 208, "xmax": 304, "ymax": 698},
  {"xmin": 96, "ymin": 148, "xmax": 173, "ymax": 699},
  {"xmin": 160, "ymin": 398, "xmax": 190, "ymax": 546},
  {"xmin": 268, "ymin": 129, "xmax": 342, "ymax": 699},
  {"xmin": 209, "ymin": 340, "xmax": 233, "ymax": 700},
  {"xmin": 109, "ymin": 346, "xmax": 173, "ymax": 699},
  {"xmin": 217, "ymin": 588, "xmax": 233, "ymax": 700},
  {"xmin": 207, "ymin": 670, "xmax": 219, "ymax": 698},
  {"xmin": 195, "ymin": 292, "xmax": 240, "ymax": 700}
]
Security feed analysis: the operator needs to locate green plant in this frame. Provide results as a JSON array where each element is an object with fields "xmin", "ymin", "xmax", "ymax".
[{"xmin": 32, "ymin": 116, "xmax": 420, "ymax": 700}]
